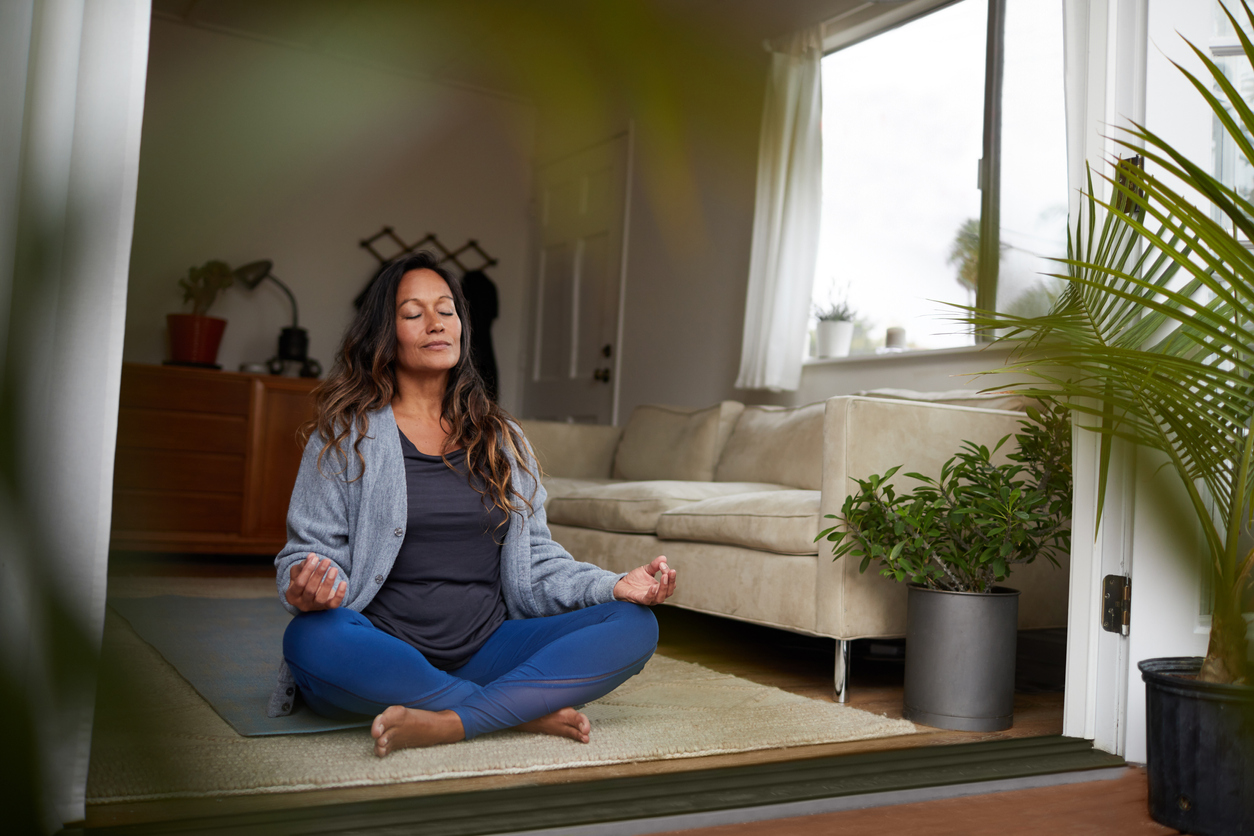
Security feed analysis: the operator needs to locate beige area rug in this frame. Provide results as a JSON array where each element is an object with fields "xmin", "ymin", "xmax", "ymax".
[{"xmin": 88, "ymin": 600, "xmax": 918, "ymax": 804}]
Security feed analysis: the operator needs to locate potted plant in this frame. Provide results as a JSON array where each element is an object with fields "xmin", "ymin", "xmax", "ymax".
[
  {"xmin": 168, "ymin": 260, "xmax": 233, "ymax": 367},
  {"xmin": 963, "ymin": 3, "xmax": 1254, "ymax": 830},
  {"xmin": 814, "ymin": 297, "xmax": 856, "ymax": 358},
  {"xmin": 819, "ymin": 404, "xmax": 1071, "ymax": 730}
]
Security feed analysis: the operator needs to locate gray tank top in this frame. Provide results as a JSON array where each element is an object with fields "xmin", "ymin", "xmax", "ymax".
[{"xmin": 362, "ymin": 428, "xmax": 509, "ymax": 669}]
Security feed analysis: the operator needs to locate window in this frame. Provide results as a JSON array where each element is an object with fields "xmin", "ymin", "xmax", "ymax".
[
  {"xmin": 811, "ymin": 0, "xmax": 1068, "ymax": 355},
  {"xmin": 1212, "ymin": 0, "xmax": 1254, "ymax": 239}
]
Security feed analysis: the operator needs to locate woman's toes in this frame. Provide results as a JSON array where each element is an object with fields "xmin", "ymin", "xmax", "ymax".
[{"xmin": 372, "ymin": 705, "xmax": 404, "ymax": 742}]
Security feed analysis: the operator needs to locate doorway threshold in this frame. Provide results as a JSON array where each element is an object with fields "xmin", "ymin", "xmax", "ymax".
[{"xmin": 69, "ymin": 735, "xmax": 1123, "ymax": 836}]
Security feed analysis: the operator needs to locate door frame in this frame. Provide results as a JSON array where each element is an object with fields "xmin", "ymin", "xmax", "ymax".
[{"xmin": 1060, "ymin": 0, "xmax": 1147, "ymax": 757}]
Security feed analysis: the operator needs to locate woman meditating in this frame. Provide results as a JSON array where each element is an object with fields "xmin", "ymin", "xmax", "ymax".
[{"xmin": 268, "ymin": 251, "xmax": 675, "ymax": 756}]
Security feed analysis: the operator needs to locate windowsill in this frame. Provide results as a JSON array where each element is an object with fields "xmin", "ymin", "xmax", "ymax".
[{"xmin": 803, "ymin": 343, "xmax": 1012, "ymax": 367}]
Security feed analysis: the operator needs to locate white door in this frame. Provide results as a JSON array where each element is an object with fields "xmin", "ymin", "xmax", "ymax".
[
  {"xmin": 523, "ymin": 133, "xmax": 630, "ymax": 424},
  {"xmin": 1065, "ymin": 0, "xmax": 1225, "ymax": 762}
]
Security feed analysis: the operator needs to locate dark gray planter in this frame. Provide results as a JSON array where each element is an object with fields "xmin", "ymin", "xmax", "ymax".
[
  {"xmin": 1139, "ymin": 657, "xmax": 1254, "ymax": 835},
  {"xmin": 903, "ymin": 583, "xmax": 1020, "ymax": 731}
]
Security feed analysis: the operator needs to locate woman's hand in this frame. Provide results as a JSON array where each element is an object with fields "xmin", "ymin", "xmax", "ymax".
[
  {"xmin": 286, "ymin": 553, "xmax": 348, "ymax": 612},
  {"xmin": 613, "ymin": 556, "xmax": 676, "ymax": 606}
]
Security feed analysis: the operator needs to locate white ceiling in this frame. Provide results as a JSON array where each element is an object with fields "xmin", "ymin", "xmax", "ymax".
[{"xmin": 149, "ymin": 0, "xmax": 910, "ymax": 95}]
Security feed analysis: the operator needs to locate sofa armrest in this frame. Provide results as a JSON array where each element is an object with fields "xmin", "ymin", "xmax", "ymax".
[
  {"xmin": 814, "ymin": 396, "xmax": 1028, "ymax": 638},
  {"xmin": 518, "ymin": 420, "xmax": 624, "ymax": 479}
]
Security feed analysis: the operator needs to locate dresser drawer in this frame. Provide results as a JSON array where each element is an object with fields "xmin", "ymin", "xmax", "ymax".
[
  {"xmin": 119, "ymin": 364, "xmax": 250, "ymax": 414},
  {"xmin": 113, "ymin": 449, "xmax": 245, "ymax": 493},
  {"xmin": 117, "ymin": 408, "xmax": 248, "ymax": 454},
  {"xmin": 111, "ymin": 489, "xmax": 242, "ymax": 533}
]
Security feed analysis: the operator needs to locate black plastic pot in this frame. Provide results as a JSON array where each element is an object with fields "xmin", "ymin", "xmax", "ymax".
[
  {"xmin": 903, "ymin": 584, "xmax": 1020, "ymax": 731},
  {"xmin": 1139, "ymin": 657, "xmax": 1254, "ymax": 835}
]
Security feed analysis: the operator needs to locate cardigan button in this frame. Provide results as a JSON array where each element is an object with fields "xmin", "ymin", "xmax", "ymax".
[
  {"xmin": 375, "ymin": 574, "xmax": 384, "ymax": 584},
  {"xmin": 394, "ymin": 527, "xmax": 403, "ymax": 537},
  {"xmin": 286, "ymin": 687, "xmax": 294, "ymax": 696},
  {"xmin": 281, "ymin": 702, "xmax": 291, "ymax": 712}
]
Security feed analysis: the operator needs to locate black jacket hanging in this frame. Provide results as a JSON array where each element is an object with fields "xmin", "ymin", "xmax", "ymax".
[{"xmin": 461, "ymin": 269, "xmax": 499, "ymax": 401}]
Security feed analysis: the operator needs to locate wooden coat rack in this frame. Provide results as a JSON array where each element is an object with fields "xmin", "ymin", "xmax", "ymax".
[{"xmin": 359, "ymin": 227, "xmax": 498, "ymax": 273}]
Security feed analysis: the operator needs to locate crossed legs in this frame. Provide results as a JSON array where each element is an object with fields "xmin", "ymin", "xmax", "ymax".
[{"xmin": 283, "ymin": 601, "xmax": 658, "ymax": 755}]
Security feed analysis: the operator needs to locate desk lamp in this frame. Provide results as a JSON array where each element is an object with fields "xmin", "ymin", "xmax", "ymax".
[{"xmin": 233, "ymin": 260, "xmax": 322, "ymax": 377}]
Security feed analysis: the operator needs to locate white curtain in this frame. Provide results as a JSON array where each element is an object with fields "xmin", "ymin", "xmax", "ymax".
[
  {"xmin": 0, "ymin": 0, "xmax": 150, "ymax": 828},
  {"xmin": 735, "ymin": 25, "xmax": 824, "ymax": 392}
]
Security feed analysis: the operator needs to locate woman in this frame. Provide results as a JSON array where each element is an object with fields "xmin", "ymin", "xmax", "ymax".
[{"xmin": 269, "ymin": 251, "xmax": 675, "ymax": 756}]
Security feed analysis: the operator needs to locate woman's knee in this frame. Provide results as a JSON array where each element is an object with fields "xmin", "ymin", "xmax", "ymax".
[
  {"xmin": 283, "ymin": 607, "xmax": 363, "ymax": 670},
  {"xmin": 606, "ymin": 600, "xmax": 658, "ymax": 655}
]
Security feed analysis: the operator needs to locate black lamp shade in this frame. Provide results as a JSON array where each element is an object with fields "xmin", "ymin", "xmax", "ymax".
[{"xmin": 233, "ymin": 260, "xmax": 274, "ymax": 289}]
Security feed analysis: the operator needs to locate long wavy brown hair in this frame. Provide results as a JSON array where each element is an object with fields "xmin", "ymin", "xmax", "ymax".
[{"xmin": 306, "ymin": 251, "xmax": 536, "ymax": 522}]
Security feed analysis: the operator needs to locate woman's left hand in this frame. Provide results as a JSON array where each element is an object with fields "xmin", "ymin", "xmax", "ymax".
[{"xmin": 613, "ymin": 556, "xmax": 677, "ymax": 606}]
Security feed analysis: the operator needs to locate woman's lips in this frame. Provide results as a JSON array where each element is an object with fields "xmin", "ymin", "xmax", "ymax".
[{"xmin": 423, "ymin": 341, "xmax": 451, "ymax": 349}]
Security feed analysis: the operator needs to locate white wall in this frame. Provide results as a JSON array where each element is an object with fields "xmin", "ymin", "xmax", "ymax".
[
  {"xmin": 125, "ymin": 19, "xmax": 536, "ymax": 412},
  {"xmin": 539, "ymin": 51, "xmax": 1021, "ymax": 422},
  {"xmin": 615, "ymin": 138, "xmax": 760, "ymax": 417}
]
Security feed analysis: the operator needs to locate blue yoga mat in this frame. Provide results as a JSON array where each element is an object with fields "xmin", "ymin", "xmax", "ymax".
[{"xmin": 109, "ymin": 596, "xmax": 371, "ymax": 737}]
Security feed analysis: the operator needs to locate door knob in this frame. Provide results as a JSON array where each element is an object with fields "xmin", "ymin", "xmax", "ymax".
[{"xmin": 593, "ymin": 367, "xmax": 611, "ymax": 383}]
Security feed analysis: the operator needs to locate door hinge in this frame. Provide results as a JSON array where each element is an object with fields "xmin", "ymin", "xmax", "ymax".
[{"xmin": 1101, "ymin": 574, "xmax": 1131, "ymax": 636}]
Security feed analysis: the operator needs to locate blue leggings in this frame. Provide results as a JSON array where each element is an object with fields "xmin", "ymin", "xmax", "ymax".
[{"xmin": 283, "ymin": 601, "xmax": 657, "ymax": 739}]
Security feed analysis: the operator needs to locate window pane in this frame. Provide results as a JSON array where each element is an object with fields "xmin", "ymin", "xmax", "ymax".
[
  {"xmin": 1212, "ymin": 1, "xmax": 1254, "ymax": 235},
  {"xmin": 997, "ymin": 0, "xmax": 1069, "ymax": 318},
  {"xmin": 814, "ymin": 0, "xmax": 986, "ymax": 354}
]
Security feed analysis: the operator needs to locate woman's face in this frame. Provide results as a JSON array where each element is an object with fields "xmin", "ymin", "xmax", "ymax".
[{"xmin": 394, "ymin": 268, "xmax": 461, "ymax": 377}]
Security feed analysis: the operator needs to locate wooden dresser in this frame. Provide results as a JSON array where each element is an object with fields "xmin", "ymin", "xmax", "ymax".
[{"xmin": 110, "ymin": 363, "xmax": 319, "ymax": 555}]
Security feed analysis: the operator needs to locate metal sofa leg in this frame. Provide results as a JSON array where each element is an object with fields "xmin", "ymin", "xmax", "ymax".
[{"xmin": 835, "ymin": 639, "xmax": 850, "ymax": 703}]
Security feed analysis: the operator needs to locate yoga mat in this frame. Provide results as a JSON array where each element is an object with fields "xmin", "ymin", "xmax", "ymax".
[
  {"xmin": 109, "ymin": 596, "xmax": 368, "ymax": 736},
  {"xmin": 90, "ymin": 604, "xmax": 921, "ymax": 803}
]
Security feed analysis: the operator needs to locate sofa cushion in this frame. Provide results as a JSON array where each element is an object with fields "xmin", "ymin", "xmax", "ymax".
[
  {"xmin": 714, "ymin": 402, "xmax": 825, "ymax": 490},
  {"xmin": 519, "ymin": 420, "xmax": 624, "ymax": 479},
  {"xmin": 547, "ymin": 480, "xmax": 789, "ymax": 534},
  {"xmin": 612, "ymin": 401, "xmax": 744, "ymax": 482},
  {"xmin": 656, "ymin": 490, "xmax": 821, "ymax": 555},
  {"xmin": 540, "ymin": 477, "xmax": 621, "ymax": 511}
]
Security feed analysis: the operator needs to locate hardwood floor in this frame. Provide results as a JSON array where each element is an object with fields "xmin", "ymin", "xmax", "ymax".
[
  {"xmin": 85, "ymin": 556, "xmax": 1066, "ymax": 830},
  {"xmin": 655, "ymin": 767, "xmax": 1179, "ymax": 836}
]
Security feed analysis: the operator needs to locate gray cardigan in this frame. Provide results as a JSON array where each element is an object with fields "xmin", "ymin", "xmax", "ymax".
[{"xmin": 267, "ymin": 404, "xmax": 625, "ymax": 717}]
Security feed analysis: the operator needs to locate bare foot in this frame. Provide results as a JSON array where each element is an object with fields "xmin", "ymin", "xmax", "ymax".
[
  {"xmin": 371, "ymin": 706, "xmax": 464, "ymax": 757},
  {"xmin": 517, "ymin": 707, "xmax": 591, "ymax": 743}
]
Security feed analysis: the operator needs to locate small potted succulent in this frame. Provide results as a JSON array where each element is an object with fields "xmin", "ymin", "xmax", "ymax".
[
  {"xmin": 819, "ymin": 404, "xmax": 1071, "ymax": 730},
  {"xmin": 168, "ymin": 260, "xmax": 233, "ymax": 367},
  {"xmin": 814, "ymin": 297, "xmax": 856, "ymax": 358}
]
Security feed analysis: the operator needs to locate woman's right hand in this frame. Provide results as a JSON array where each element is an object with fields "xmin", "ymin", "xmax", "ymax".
[{"xmin": 286, "ymin": 553, "xmax": 348, "ymax": 612}]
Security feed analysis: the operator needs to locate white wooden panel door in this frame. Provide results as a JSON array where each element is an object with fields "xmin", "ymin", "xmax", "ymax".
[{"xmin": 524, "ymin": 135, "xmax": 629, "ymax": 424}]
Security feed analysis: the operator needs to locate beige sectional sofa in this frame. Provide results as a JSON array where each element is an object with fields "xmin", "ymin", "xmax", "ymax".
[{"xmin": 520, "ymin": 392, "xmax": 1071, "ymax": 701}]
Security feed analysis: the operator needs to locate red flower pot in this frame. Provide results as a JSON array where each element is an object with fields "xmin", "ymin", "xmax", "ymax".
[{"xmin": 167, "ymin": 313, "xmax": 227, "ymax": 366}]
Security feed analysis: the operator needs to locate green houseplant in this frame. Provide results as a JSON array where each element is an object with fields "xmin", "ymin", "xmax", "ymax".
[
  {"xmin": 961, "ymin": 2, "xmax": 1254, "ymax": 830},
  {"xmin": 168, "ymin": 259, "xmax": 233, "ymax": 366},
  {"xmin": 819, "ymin": 405, "xmax": 1071, "ymax": 730}
]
